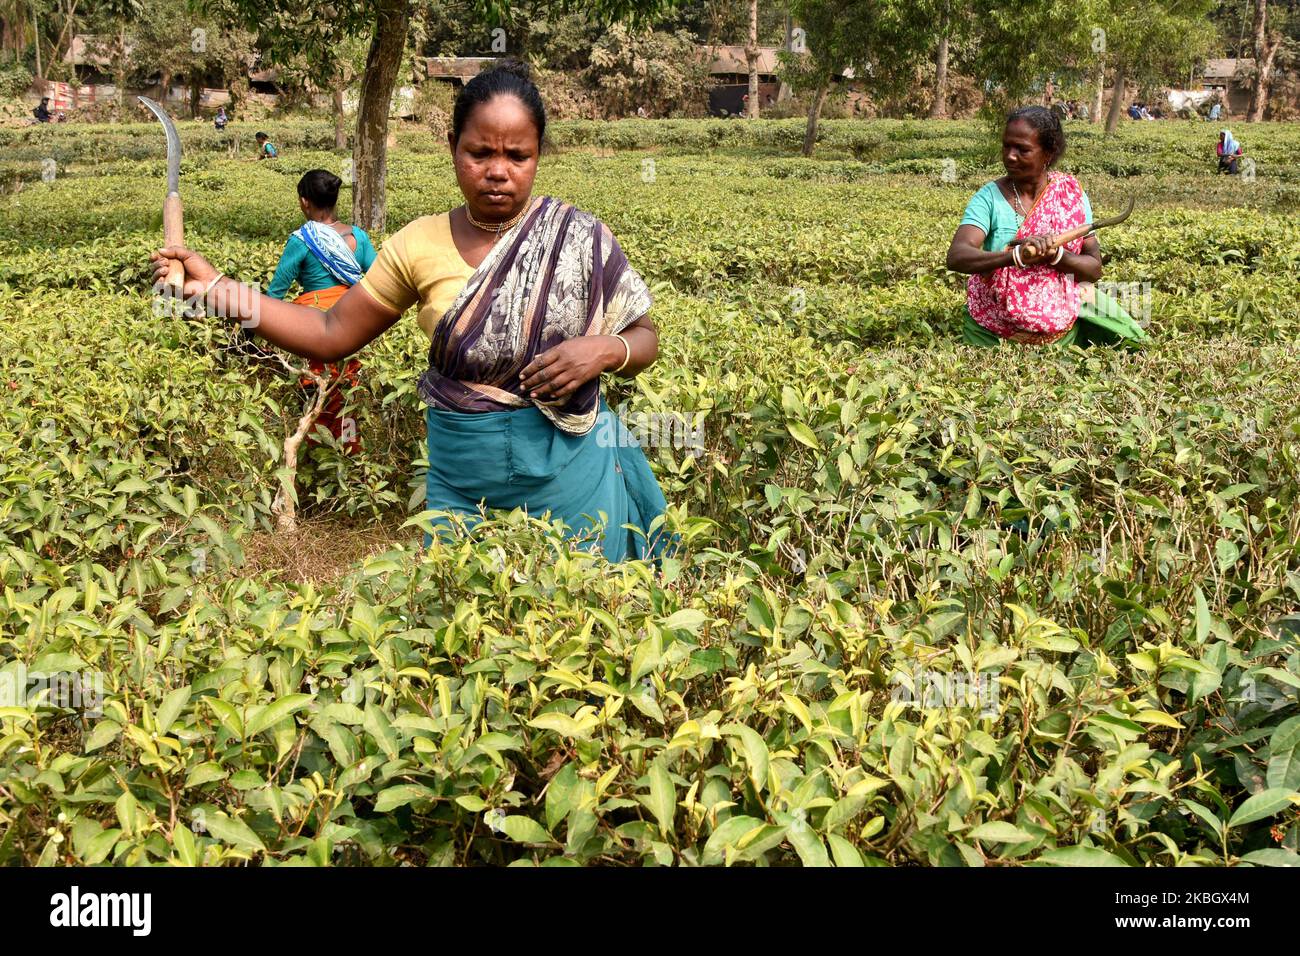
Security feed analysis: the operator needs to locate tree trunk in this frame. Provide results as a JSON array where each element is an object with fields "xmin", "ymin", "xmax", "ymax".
[
  {"xmin": 1247, "ymin": 0, "xmax": 1277, "ymax": 122},
  {"xmin": 3, "ymin": 11, "xmax": 16, "ymax": 52},
  {"xmin": 48, "ymin": 1, "xmax": 80, "ymax": 83},
  {"xmin": 224, "ymin": 56, "xmax": 247, "ymax": 116},
  {"xmin": 334, "ymin": 85, "xmax": 347, "ymax": 150},
  {"xmin": 352, "ymin": 0, "xmax": 411, "ymax": 233},
  {"xmin": 1104, "ymin": 62, "xmax": 1126, "ymax": 135},
  {"xmin": 745, "ymin": 0, "xmax": 759, "ymax": 118},
  {"xmin": 801, "ymin": 80, "xmax": 830, "ymax": 157},
  {"xmin": 190, "ymin": 75, "xmax": 201, "ymax": 117},
  {"xmin": 115, "ymin": 22, "xmax": 126, "ymax": 122},
  {"xmin": 1091, "ymin": 60, "xmax": 1104, "ymax": 123},
  {"xmin": 929, "ymin": 6, "xmax": 949, "ymax": 120},
  {"xmin": 33, "ymin": 8, "xmax": 43, "ymax": 79}
]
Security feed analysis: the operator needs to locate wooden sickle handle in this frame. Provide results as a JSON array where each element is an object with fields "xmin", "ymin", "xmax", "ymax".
[
  {"xmin": 1015, "ymin": 223, "xmax": 1085, "ymax": 261},
  {"xmin": 162, "ymin": 192, "xmax": 185, "ymax": 293}
]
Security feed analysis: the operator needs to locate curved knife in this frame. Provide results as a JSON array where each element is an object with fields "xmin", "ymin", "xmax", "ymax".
[
  {"xmin": 138, "ymin": 96, "xmax": 185, "ymax": 293},
  {"xmin": 1009, "ymin": 195, "xmax": 1136, "ymax": 259}
]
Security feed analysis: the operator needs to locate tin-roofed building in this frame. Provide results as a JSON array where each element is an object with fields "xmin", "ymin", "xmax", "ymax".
[
  {"xmin": 1201, "ymin": 58, "xmax": 1254, "ymax": 116},
  {"xmin": 422, "ymin": 57, "xmax": 498, "ymax": 87},
  {"xmin": 704, "ymin": 45, "xmax": 783, "ymax": 116}
]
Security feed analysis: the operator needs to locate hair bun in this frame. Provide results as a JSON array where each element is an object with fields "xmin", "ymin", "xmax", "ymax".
[{"xmin": 492, "ymin": 57, "xmax": 531, "ymax": 82}]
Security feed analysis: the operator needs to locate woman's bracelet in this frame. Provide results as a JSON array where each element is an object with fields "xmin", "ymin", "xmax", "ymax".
[
  {"xmin": 1051, "ymin": 247, "xmax": 1065, "ymax": 265},
  {"xmin": 613, "ymin": 333, "xmax": 631, "ymax": 373},
  {"xmin": 1011, "ymin": 245, "xmax": 1024, "ymax": 268}
]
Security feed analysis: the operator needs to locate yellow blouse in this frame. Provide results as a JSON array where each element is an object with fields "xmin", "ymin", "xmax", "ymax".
[{"xmin": 359, "ymin": 212, "xmax": 477, "ymax": 340}]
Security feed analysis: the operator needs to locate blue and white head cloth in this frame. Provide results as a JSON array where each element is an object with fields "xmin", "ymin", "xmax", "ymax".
[
  {"xmin": 1220, "ymin": 129, "xmax": 1240, "ymax": 156},
  {"xmin": 293, "ymin": 220, "xmax": 363, "ymax": 286}
]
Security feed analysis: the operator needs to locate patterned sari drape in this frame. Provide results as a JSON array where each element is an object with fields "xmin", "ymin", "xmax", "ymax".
[{"xmin": 417, "ymin": 195, "xmax": 653, "ymax": 437}]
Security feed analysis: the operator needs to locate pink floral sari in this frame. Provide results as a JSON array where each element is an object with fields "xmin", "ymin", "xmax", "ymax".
[{"xmin": 967, "ymin": 172, "xmax": 1088, "ymax": 344}]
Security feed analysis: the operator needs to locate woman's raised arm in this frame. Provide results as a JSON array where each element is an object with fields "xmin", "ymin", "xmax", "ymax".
[{"xmin": 150, "ymin": 246, "xmax": 401, "ymax": 362}]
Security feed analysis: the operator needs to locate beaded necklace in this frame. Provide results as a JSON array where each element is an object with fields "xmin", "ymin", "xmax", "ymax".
[{"xmin": 465, "ymin": 203, "xmax": 527, "ymax": 238}]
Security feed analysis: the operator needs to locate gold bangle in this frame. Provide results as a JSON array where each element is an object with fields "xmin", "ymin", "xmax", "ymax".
[{"xmin": 614, "ymin": 333, "xmax": 631, "ymax": 373}]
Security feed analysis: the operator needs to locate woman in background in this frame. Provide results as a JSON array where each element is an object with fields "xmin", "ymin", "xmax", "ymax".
[
  {"xmin": 1216, "ymin": 129, "xmax": 1243, "ymax": 175},
  {"xmin": 255, "ymin": 131, "xmax": 278, "ymax": 160},
  {"xmin": 265, "ymin": 169, "xmax": 377, "ymax": 452},
  {"xmin": 945, "ymin": 105, "xmax": 1146, "ymax": 347}
]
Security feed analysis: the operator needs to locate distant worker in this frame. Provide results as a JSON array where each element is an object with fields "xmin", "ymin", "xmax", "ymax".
[
  {"xmin": 33, "ymin": 97, "xmax": 52, "ymax": 123},
  {"xmin": 255, "ymin": 131, "xmax": 278, "ymax": 160},
  {"xmin": 214, "ymin": 106, "xmax": 228, "ymax": 131},
  {"xmin": 1216, "ymin": 129, "xmax": 1243, "ymax": 175},
  {"xmin": 1208, "ymin": 99, "xmax": 1222, "ymax": 121},
  {"xmin": 265, "ymin": 169, "xmax": 378, "ymax": 453}
]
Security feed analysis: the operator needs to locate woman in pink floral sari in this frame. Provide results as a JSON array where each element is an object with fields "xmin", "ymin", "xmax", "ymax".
[{"xmin": 945, "ymin": 106, "xmax": 1147, "ymax": 347}]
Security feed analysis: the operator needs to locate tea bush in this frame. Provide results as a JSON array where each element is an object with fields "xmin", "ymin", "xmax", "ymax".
[{"xmin": 1, "ymin": 120, "xmax": 1299, "ymax": 867}]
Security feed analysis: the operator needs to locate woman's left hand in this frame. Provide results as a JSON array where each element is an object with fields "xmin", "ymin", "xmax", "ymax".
[{"xmin": 519, "ymin": 336, "xmax": 620, "ymax": 402}]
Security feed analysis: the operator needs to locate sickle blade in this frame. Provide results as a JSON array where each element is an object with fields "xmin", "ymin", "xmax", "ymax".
[
  {"xmin": 1091, "ymin": 195, "xmax": 1136, "ymax": 231},
  {"xmin": 138, "ymin": 96, "xmax": 181, "ymax": 195}
]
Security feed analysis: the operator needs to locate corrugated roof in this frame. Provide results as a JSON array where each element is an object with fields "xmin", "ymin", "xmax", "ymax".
[
  {"xmin": 1203, "ymin": 58, "xmax": 1253, "ymax": 80},
  {"xmin": 424, "ymin": 57, "xmax": 497, "ymax": 80},
  {"xmin": 705, "ymin": 45, "xmax": 782, "ymax": 75},
  {"xmin": 65, "ymin": 34, "xmax": 269, "ymax": 81},
  {"xmin": 64, "ymin": 35, "xmax": 133, "ymax": 68}
]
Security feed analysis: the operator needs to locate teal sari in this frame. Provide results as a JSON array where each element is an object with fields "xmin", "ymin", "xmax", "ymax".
[{"xmin": 422, "ymin": 397, "xmax": 673, "ymax": 562}]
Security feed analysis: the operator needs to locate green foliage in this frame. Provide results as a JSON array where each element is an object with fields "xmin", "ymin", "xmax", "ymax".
[
  {"xmin": 784, "ymin": 0, "xmax": 938, "ymax": 89},
  {"xmin": 584, "ymin": 23, "xmax": 713, "ymax": 118},
  {"xmin": 0, "ymin": 61, "xmax": 33, "ymax": 99},
  {"xmin": 1, "ymin": 119, "xmax": 1299, "ymax": 866}
]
